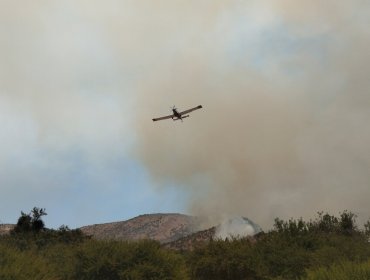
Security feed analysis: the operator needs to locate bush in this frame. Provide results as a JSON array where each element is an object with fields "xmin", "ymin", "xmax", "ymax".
[
  {"xmin": 187, "ymin": 211, "xmax": 370, "ymax": 280},
  {"xmin": 0, "ymin": 243, "xmax": 57, "ymax": 280},
  {"xmin": 71, "ymin": 240, "xmax": 188, "ymax": 280},
  {"xmin": 304, "ymin": 260, "xmax": 370, "ymax": 280}
]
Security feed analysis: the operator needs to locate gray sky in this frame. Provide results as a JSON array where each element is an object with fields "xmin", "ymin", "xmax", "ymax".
[{"xmin": 1, "ymin": 1, "xmax": 370, "ymax": 229}]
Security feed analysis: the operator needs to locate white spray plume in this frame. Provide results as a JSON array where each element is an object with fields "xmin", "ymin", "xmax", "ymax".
[{"xmin": 215, "ymin": 217, "xmax": 262, "ymax": 239}]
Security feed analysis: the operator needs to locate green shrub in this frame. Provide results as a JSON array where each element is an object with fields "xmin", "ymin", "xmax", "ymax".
[
  {"xmin": 304, "ymin": 260, "xmax": 370, "ymax": 280},
  {"xmin": 71, "ymin": 240, "xmax": 188, "ymax": 280},
  {"xmin": 0, "ymin": 243, "xmax": 57, "ymax": 280}
]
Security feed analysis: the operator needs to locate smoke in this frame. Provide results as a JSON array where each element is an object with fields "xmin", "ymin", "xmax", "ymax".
[
  {"xmin": 1, "ymin": 1, "xmax": 369, "ymax": 228},
  {"xmin": 215, "ymin": 217, "xmax": 262, "ymax": 239},
  {"xmin": 134, "ymin": 1, "xmax": 370, "ymax": 228}
]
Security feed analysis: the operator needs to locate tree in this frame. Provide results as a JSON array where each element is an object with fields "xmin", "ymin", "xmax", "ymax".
[
  {"xmin": 30, "ymin": 207, "xmax": 47, "ymax": 232},
  {"xmin": 14, "ymin": 211, "xmax": 32, "ymax": 233},
  {"xmin": 13, "ymin": 207, "xmax": 47, "ymax": 233}
]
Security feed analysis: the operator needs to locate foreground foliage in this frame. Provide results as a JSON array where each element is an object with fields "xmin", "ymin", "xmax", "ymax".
[
  {"xmin": 187, "ymin": 211, "xmax": 370, "ymax": 279},
  {"xmin": 305, "ymin": 260, "xmax": 370, "ymax": 280},
  {"xmin": 0, "ymin": 235, "xmax": 188, "ymax": 280},
  {"xmin": 1, "ymin": 209, "xmax": 370, "ymax": 279}
]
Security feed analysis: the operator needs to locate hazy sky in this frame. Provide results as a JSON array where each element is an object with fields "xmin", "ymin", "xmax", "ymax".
[{"xmin": 1, "ymin": 1, "xmax": 369, "ymax": 229}]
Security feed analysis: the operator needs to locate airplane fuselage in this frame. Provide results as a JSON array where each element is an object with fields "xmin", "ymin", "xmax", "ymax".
[
  {"xmin": 172, "ymin": 109, "xmax": 181, "ymax": 119},
  {"xmin": 172, "ymin": 108, "xmax": 189, "ymax": 121}
]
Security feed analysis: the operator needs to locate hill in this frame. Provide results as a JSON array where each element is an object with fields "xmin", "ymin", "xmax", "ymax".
[
  {"xmin": 79, "ymin": 213, "xmax": 205, "ymax": 243},
  {"xmin": 80, "ymin": 214, "xmax": 262, "ymax": 246},
  {"xmin": 0, "ymin": 224, "xmax": 15, "ymax": 236}
]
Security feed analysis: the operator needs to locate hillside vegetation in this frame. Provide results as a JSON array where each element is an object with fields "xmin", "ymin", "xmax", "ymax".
[{"xmin": 1, "ymin": 209, "xmax": 370, "ymax": 279}]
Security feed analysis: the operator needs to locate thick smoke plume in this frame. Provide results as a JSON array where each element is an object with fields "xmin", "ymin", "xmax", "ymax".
[{"xmin": 135, "ymin": 1, "xmax": 370, "ymax": 228}]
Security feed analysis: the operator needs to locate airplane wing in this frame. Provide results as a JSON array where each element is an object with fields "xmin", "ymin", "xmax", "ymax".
[
  {"xmin": 152, "ymin": 114, "xmax": 174, "ymax": 121},
  {"xmin": 179, "ymin": 105, "xmax": 203, "ymax": 115}
]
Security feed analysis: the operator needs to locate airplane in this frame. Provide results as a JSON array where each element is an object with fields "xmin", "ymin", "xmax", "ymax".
[{"xmin": 152, "ymin": 105, "xmax": 203, "ymax": 122}]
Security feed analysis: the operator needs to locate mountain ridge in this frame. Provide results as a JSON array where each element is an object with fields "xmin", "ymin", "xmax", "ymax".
[
  {"xmin": 79, "ymin": 213, "xmax": 205, "ymax": 244},
  {"xmin": 1, "ymin": 213, "xmax": 262, "ymax": 247}
]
